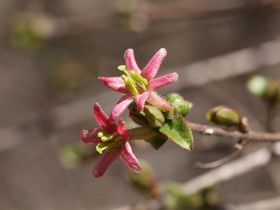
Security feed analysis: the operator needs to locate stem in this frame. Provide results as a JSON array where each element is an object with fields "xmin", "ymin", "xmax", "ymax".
[{"xmin": 126, "ymin": 119, "xmax": 280, "ymax": 143}]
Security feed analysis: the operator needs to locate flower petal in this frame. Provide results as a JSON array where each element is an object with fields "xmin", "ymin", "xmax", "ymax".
[
  {"xmin": 93, "ymin": 103, "xmax": 110, "ymax": 128},
  {"xmin": 141, "ymin": 48, "xmax": 167, "ymax": 80},
  {"xmin": 98, "ymin": 77, "xmax": 128, "ymax": 93},
  {"xmin": 80, "ymin": 128, "xmax": 100, "ymax": 144},
  {"xmin": 110, "ymin": 95, "xmax": 134, "ymax": 120},
  {"xmin": 120, "ymin": 141, "xmax": 141, "ymax": 172},
  {"xmin": 93, "ymin": 151, "xmax": 120, "ymax": 178},
  {"xmin": 117, "ymin": 120, "xmax": 129, "ymax": 140},
  {"xmin": 124, "ymin": 49, "xmax": 141, "ymax": 74},
  {"xmin": 148, "ymin": 72, "xmax": 178, "ymax": 90},
  {"xmin": 147, "ymin": 91, "xmax": 171, "ymax": 111},
  {"xmin": 135, "ymin": 92, "xmax": 150, "ymax": 111}
]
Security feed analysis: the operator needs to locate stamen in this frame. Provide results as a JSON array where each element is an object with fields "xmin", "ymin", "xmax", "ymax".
[
  {"xmin": 121, "ymin": 75, "xmax": 139, "ymax": 95},
  {"xmin": 118, "ymin": 64, "xmax": 148, "ymax": 95},
  {"xmin": 97, "ymin": 132, "xmax": 103, "ymax": 138},
  {"xmin": 130, "ymin": 71, "xmax": 148, "ymax": 86},
  {"xmin": 96, "ymin": 143, "xmax": 108, "ymax": 154},
  {"xmin": 118, "ymin": 65, "xmax": 130, "ymax": 76},
  {"xmin": 101, "ymin": 134, "xmax": 114, "ymax": 142}
]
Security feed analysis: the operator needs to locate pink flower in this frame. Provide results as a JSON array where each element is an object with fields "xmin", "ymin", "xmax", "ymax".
[
  {"xmin": 80, "ymin": 103, "xmax": 141, "ymax": 178},
  {"xmin": 99, "ymin": 48, "xmax": 178, "ymax": 120}
]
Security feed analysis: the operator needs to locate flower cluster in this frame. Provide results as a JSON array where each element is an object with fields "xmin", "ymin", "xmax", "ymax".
[{"xmin": 80, "ymin": 48, "xmax": 193, "ymax": 178}]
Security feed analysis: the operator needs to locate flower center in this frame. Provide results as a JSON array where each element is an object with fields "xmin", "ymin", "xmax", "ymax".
[
  {"xmin": 118, "ymin": 65, "xmax": 148, "ymax": 96},
  {"xmin": 96, "ymin": 131, "xmax": 122, "ymax": 154}
]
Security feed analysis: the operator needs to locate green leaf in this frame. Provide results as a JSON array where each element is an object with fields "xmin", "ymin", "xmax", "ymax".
[{"xmin": 159, "ymin": 117, "xmax": 193, "ymax": 150}]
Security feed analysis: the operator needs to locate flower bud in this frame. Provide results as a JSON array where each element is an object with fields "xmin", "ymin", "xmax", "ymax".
[
  {"xmin": 11, "ymin": 13, "xmax": 56, "ymax": 50},
  {"xmin": 127, "ymin": 160, "xmax": 159, "ymax": 198},
  {"xmin": 59, "ymin": 144, "xmax": 83, "ymax": 169},
  {"xmin": 166, "ymin": 93, "xmax": 193, "ymax": 117},
  {"xmin": 144, "ymin": 105, "xmax": 165, "ymax": 128},
  {"xmin": 128, "ymin": 103, "xmax": 149, "ymax": 126},
  {"xmin": 247, "ymin": 75, "xmax": 280, "ymax": 103},
  {"xmin": 207, "ymin": 106, "xmax": 241, "ymax": 126}
]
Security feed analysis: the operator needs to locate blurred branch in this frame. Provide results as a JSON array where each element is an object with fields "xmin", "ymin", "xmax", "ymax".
[
  {"xmin": 113, "ymin": 148, "xmax": 271, "ymax": 210},
  {"xmin": 227, "ymin": 196, "xmax": 280, "ymax": 210},
  {"xmin": 12, "ymin": 0, "xmax": 280, "ymax": 41}
]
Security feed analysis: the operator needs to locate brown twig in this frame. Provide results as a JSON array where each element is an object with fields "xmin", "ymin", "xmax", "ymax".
[
  {"xmin": 187, "ymin": 121, "xmax": 280, "ymax": 143},
  {"xmin": 195, "ymin": 146, "xmax": 244, "ymax": 169},
  {"xmin": 195, "ymin": 117, "xmax": 250, "ymax": 169}
]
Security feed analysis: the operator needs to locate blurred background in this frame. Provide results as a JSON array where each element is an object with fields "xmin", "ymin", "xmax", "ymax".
[{"xmin": 2, "ymin": 0, "xmax": 280, "ymax": 209}]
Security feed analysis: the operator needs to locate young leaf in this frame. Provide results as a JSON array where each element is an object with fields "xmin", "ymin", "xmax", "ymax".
[{"xmin": 159, "ymin": 117, "xmax": 193, "ymax": 150}]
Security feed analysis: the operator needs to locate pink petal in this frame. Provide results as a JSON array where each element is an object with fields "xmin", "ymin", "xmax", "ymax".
[
  {"xmin": 117, "ymin": 120, "xmax": 129, "ymax": 140},
  {"xmin": 147, "ymin": 91, "xmax": 171, "ymax": 111},
  {"xmin": 93, "ymin": 151, "xmax": 120, "ymax": 178},
  {"xmin": 124, "ymin": 49, "xmax": 141, "ymax": 74},
  {"xmin": 109, "ymin": 95, "xmax": 133, "ymax": 121},
  {"xmin": 80, "ymin": 128, "xmax": 100, "ymax": 144},
  {"xmin": 120, "ymin": 142, "xmax": 141, "ymax": 172},
  {"xmin": 93, "ymin": 103, "xmax": 110, "ymax": 128},
  {"xmin": 148, "ymin": 72, "xmax": 178, "ymax": 90},
  {"xmin": 98, "ymin": 77, "xmax": 128, "ymax": 94},
  {"xmin": 141, "ymin": 48, "xmax": 167, "ymax": 80},
  {"xmin": 135, "ymin": 92, "xmax": 150, "ymax": 111}
]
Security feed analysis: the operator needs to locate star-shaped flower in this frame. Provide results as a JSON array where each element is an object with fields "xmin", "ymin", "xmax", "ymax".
[
  {"xmin": 99, "ymin": 48, "xmax": 178, "ymax": 120},
  {"xmin": 80, "ymin": 103, "xmax": 141, "ymax": 177}
]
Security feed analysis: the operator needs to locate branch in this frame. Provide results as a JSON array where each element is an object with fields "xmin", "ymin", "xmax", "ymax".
[{"xmin": 187, "ymin": 121, "xmax": 280, "ymax": 143}]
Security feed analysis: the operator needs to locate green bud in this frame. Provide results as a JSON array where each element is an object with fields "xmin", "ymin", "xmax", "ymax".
[
  {"xmin": 207, "ymin": 106, "xmax": 241, "ymax": 126},
  {"xmin": 247, "ymin": 75, "xmax": 268, "ymax": 97},
  {"xmin": 127, "ymin": 160, "xmax": 159, "ymax": 198},
  {"xmin": 247, "ymin": 75, "xmax": 280, "ymax": 103},
  {"xmin": 59, "ymin": 145, "xmax": 82, "ymax": 169},
  {"xmin": 129, "ymin": 114, "xmax": 149, "ymax": 127},
  {"xmin": 166, "ymin": 93, "xmax": 193, "ymax": 117},
  {"xmin": 128, "ymin": 103, "xmax": 149, "ymax": 126},
  {"xmin": 144, "ymin": 105, "xmax": 165, "ymax": 128}
]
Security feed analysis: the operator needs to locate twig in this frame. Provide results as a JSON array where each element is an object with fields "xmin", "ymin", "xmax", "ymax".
[
  {"xmin": 195, "ymin": 117, "xmax": 250, "ymax": 169},
  {"xmin": 194, "ymin": 146, "xmax": 244, "ymax": 169},
  {"xmin": 187, "ymin": 121, "xmax": 280, "ymax": 143}
]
